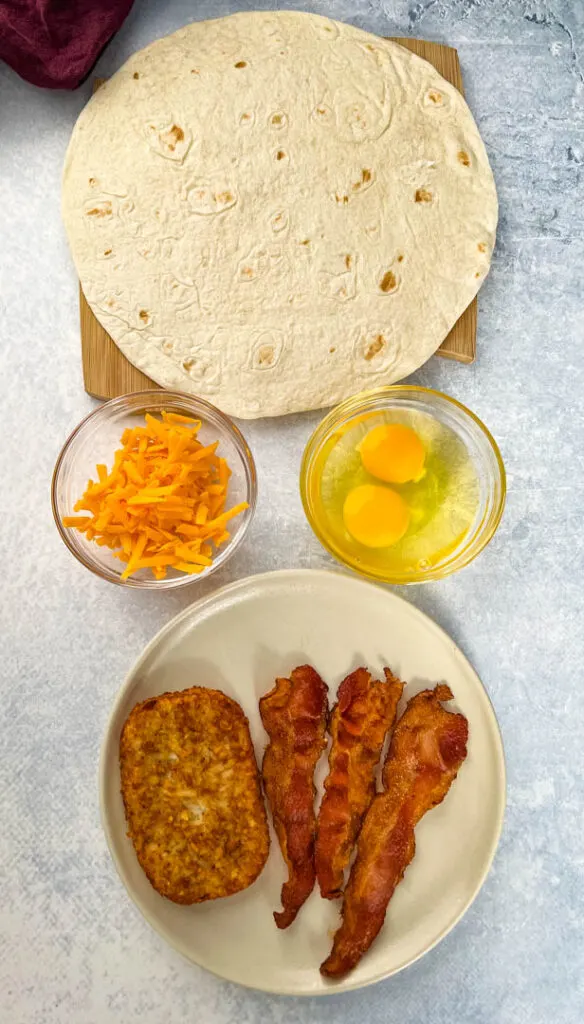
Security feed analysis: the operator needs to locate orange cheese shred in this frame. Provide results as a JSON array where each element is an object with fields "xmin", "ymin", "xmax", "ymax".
[{"xmin": 63, "ymin": 411, "xmax": 248, "ymax": 580}]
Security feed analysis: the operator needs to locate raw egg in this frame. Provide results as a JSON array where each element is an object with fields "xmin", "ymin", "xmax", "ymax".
[
  {"xmin": 359, "ymin": 423, "xmax": 425, "ymax": 484},
  {"xmin": 343, "ymin": 484, "xmax": 410, "ymax": 548}
]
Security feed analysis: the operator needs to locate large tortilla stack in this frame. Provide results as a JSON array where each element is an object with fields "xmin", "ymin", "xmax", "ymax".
[{"xmin": 62, "ymin": 12, "xmax": 497, "ymax": 418}]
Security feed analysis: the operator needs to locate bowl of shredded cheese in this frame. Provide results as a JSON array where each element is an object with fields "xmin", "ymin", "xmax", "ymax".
[{"xmin": 52, "ymin": 391, "xmax": 257, "ymax": 588}]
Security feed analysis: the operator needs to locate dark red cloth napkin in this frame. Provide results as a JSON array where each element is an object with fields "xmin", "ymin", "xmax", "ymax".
[{"xmin": 0, "ymin": 0, "xmax": 135, "ymax": 89}]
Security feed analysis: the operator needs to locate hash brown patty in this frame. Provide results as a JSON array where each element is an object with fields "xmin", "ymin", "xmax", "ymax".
[{"xmin": 119, "ymin": 686, "xmax": 269, "ymax": 904}]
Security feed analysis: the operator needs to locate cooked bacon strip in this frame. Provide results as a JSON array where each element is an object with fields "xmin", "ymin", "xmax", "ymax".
[
  {"xmin": 259, "ymin": 665, "xmax": 328, "ymax": 928},
  {"xmin": 321, "ymin": 684, "xmax": 468, "ymax": 977},
  {"xmin": 315, "ymin": 667, "xmax": 404, "ymax": 899}
]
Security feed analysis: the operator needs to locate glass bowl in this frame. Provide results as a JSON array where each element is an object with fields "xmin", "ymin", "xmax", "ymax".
[
  {"xmin": 300, "ymin": 386, "xmax": 505, "ymax": 584},
  {"xmin": 52, "ymin": 391, "xmax": 257, "ymax": 589}
]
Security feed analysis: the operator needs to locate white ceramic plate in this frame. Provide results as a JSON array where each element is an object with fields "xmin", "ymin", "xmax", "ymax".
[{"xmin": 100, "ymin": 569, "xmax": 505, "ymax": 995}]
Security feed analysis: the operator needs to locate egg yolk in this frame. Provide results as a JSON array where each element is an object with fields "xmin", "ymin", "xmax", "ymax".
[
  {"xmin": 359, "ymin": 424, "xmax": 425, "ymax": 484},
  {"xmin": 343, "ymin": 484, "xmax": 410, "ymax": 548}
]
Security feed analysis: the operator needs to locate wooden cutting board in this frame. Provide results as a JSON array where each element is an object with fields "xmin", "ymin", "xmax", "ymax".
[{"xmin": 80, "ymin": 37, "xmax": 477, "ymax": 401}]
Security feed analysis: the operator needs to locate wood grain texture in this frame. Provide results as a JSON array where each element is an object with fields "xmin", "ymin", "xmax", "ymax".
[
  {"xmin": 80, "ymin": 279, "xmax": 158, "ymax": 397},
  {"xmin": 391, "ymin": 37, "xmax": 477, "ymax": 365},
  {"xmin": 80, "ymin": 39, "xmax": 477, "ymax": 401},
  {"xmin": 79, "ymin": 79, "xmax": 162, "ymax": 400}
]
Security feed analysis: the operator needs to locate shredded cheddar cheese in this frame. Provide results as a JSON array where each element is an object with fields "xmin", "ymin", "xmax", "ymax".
[{"xmin": 63, "ymin": 411, "xmax": 248, "ymax": 580}]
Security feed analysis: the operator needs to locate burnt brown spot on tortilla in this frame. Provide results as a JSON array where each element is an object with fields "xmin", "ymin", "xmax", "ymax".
[
  {"xmin": 86, "ymin": 202, "xmax": 112, "ymax": 217},
  {"xmin": 234, "ymin": 61, "xmax": 247, "ymax": 69},
  {"xmin": 257, "ymin": 346, "xmax": 275, "ymax": 367},
  {"xmin": 345, "ymin": 255, "xmax": 352, "ymax": 269},
  {"xmin": 477, "ymin": 242, "xmax": 487, "ymax": 253},
  {"xmin": 364, "ymin": 335, "xmax": 386, "ymax": 360},
  {"xmin": 351, "ymin": 169, "xmax": 372, "ymax": 193},
  {"xmin": 133, "ymin": 72, "xmax": 140, "ymax": 80},
  {"xmin": 139, "ymin": 310, "xmax": 149, "ymax": 322},
  {"xmin": 103, "ymin": 249, "xmax": 112, "ymax": 256},
  {"xmin": 379, "ymin": 271, "xmax": 397, "ymax": 293},
  {"xmin": 458, "ymin": 150, "xmax": 471, "ymax": 166},
  {"xmin": 167, "ymin": 125, "xmax": 184, "ymax": 150},
  {"xmin": 415, "ymin": 188, "xmax": 433, "ymax": 203},
  {"xmin": 276, "ymin": 150, "xmax": 286, "ymax": 161},
  {"xmin": 397, "ymin": 254, "xmax": 404, "ymax": 263},
  {"xmin": 329, "ymin": 347, "xmax": 336, "ymax": 354}
]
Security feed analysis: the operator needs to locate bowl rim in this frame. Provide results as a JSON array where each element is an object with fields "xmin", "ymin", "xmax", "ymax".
[
  {"xmin": 51, "ymin": 390, "xmax": 257, "ymax": 589},
  {"xmin": 300, "ymin": 384, "xmax": 506, "ymax": 584}
]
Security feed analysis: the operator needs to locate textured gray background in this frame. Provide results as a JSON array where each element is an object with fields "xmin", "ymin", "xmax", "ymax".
[{"xmin": 1, "ymin": 1, "xmax": 583, "ymax": 1022}]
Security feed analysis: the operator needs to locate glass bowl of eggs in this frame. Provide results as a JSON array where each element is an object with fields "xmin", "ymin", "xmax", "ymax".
[{"xmin": 300, "ymin": 386, "xmax": 506, "ymax": 584}]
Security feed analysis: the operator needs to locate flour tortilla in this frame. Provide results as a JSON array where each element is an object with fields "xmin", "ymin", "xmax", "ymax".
[{"xmin": 62, "ymin": 11, "xmax": 497, "ymax": 418}]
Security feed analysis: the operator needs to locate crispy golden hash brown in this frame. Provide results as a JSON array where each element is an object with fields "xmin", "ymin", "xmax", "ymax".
[{"xmin": 120, "ymin": 686, "xmax": 269, "ymax": 904}]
